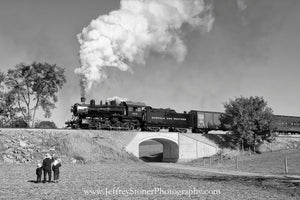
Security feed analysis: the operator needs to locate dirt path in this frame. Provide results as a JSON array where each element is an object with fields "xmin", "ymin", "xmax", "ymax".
[{"xmin": 148, "ymin": 162, "xmax": 300, "ymax": 180}]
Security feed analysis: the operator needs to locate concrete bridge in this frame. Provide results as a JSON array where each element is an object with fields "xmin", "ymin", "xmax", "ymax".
[{"xmin": 125, "ymin": 132, "xmax": 219, "ymax": 162}]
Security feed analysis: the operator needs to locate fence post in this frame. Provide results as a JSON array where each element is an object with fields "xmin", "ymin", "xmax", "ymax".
[
  {"xmin": 284, "ymin": 156, "xmax": 288, "ymax": 174},
  {"xmin": 236, "ymin": 156, "xmax": 239, "ymax": 169}
]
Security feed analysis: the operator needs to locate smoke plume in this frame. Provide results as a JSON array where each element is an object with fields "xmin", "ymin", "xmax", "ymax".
[
  {"xmin": 237, "ymin": 0, "xmax": 247, "ymax": 11},
  {"xmin": 76, "ymin": 0, "xmax": 214, "ymax": 96},
  {"xmin": 106, "ymin": 96, "xmax": 128, "ymax": 104}
]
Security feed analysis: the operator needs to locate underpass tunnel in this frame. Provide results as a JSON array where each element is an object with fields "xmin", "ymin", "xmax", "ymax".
[{"xmin": 139, "ymin": 138, "xmax": 179, "ymax": 162}]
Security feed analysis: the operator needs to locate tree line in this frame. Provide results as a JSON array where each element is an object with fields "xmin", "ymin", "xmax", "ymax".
[{"xmin": 0, "ymin": 62, "xmax": 66, "ymax": 128}]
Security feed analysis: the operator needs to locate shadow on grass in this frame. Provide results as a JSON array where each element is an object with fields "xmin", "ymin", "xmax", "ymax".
[
  {"xmin": 203, "ymin": 134, "xmax": 235, "ymax": 149},
  {"xmin": 140, "ymin": 153, "xmax": 163, "ymax": 162},
  {"xmin": 27, "ymin": 180, "xmax": 45, "ymax": 184}
]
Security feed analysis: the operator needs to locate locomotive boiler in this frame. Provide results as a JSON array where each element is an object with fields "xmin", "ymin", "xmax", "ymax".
[{"xmin": 65, "ymin": 97, "xmax": 146, "ymax": 130}]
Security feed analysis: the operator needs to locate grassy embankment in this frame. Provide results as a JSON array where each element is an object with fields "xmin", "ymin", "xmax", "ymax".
[
  {"xmin": 186, "ymin": 133, "xmax": 300, "ymax": 175},
  {"xmin": 188, "ymin": 149, "xmax": 300, "ymax": 175},
  {"xmin": 0, "ymin": 129, "xmax": 138, "ymax": 164}
]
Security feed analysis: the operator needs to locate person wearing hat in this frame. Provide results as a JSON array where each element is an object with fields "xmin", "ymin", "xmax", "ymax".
[
  {"xmin": 36, "ymin": 163, "xmax": 43, "ymax": 183},
  {"xmin": 42, "ymin": 153, "xmax": 54, "ymax": 183}
]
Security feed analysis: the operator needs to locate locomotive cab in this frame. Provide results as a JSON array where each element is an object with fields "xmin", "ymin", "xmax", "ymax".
[{"xmin": 123, "ymin": 101, "xmax": 146, "ymax": 118}]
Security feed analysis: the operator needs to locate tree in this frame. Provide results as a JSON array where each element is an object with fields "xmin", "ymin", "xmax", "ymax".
[
  {"xmin": 221, "ymin": 96, "xmax": 276, "ymax": 150},
  {"xmin": 5, "ymin": 62, "xmax": 66, "ymax": 127},
  {"xmin": 0, "ymin": 91, "xmax": 23, "ymax": 127},
  {"xmin": 0, "ymin": 72, "xmax": 7, "ymax": 126},
  {"xmin": 35, "ymin": 121, "xmax": 57, "ymax": 129},
  {"xmin": 0, "ymin": 71, "xmax": 29, "ymax": 127}
]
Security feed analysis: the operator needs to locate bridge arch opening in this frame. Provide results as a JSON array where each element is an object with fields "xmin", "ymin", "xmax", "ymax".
[{"xmin": 138, "ymin": 138, "xmax": 179, "ymax": 162}]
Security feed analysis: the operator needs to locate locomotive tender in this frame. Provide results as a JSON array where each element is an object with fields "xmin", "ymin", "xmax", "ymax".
[{"xmin": 65, "ymin": 98, "xmax": 300, "ymax": 134}]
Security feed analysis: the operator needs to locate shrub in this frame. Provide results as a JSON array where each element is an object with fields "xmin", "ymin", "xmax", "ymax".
[{"xmin": 35, "ymin": 121, "xmax": 57, "ymax": 129}]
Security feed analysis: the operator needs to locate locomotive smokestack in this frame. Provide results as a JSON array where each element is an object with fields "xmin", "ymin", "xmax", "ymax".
[{"xmin": 81, "ymin": 97, "xmax": 86, "ymax": 104}]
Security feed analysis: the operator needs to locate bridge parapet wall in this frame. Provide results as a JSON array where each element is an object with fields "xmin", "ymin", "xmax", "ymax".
[{"xmin": 178, "ymin": 134, "xmax": 218, "ymax": 162}]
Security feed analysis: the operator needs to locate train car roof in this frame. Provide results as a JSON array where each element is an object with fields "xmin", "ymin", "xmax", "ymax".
[
  {"xmin": 190, "ymin": 110, "xmax": 224, "ymax": 114},
  {"xmin": 190, "ymin": 111, "xmax": 300, "ymax": 119},
  {"xmin": 274, "ymin": 114, "xmax": 300, "ymax": 119},
  {"xmin": 124, "ymin": 101, "xmax": 146, "ymax": 107}
]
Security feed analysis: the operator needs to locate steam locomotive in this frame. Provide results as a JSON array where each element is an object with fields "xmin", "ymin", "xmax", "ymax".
[{"xmin": 65, "ymin": 97, "xmax": 300, "ymax": 134}]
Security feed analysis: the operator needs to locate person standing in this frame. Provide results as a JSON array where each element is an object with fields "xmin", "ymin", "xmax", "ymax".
[
  {"xmin": 52, "ymin": 158, "xmax": 62, "ymax": 183},
  {"xmin": 42, "ymin": 153, "xmax": 53, "ymax": 183},
  {"xmin": 36, "ymin": 163, "xmax": 43, "ymax": 183}
]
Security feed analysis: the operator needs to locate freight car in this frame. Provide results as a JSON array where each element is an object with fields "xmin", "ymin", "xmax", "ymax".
[{"xmin": 189, "ymin": 110, "xmax": 225, "ymax": 133}]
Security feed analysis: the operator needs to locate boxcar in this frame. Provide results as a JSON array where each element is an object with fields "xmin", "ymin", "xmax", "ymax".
[{"xmin": 189, "ymin": 110, "xmax": 223, "ymax": 133}]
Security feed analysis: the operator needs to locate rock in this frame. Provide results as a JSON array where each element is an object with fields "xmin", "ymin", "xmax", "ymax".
[
  {"xmin": 5, "ymin": 139, "xmax": 12, "ymax": 143},
  {"xmin": 5, "ymin": 148, "xmax": 13, "ymax": 154},
  {"xmin": 49, "ymin": 147, "xmax": 56, "ymax": 151},
  {"xmin": 3, "ymin": 156, "xmax": 14, "ymax": 163},
  {"xmin": 11, "ymin": 139, "xmax": 17, "ymax": 144},
  {"xmin": 19, "ymin": 140, "xmax": 27, "ymax": 147},
  {"xmin": 41, "ymin": 149, "xmax": 49, "ymax": 153},
  {"xmin": 7, "ymin": 154, "xmax": 14, "ymax": 159},
  {"xmin": 256, "ymin": 142, "xmax": 272, "ymax": 153},
  {"xmin": 15, "ymin": 154, "xmax": 22, "ymax": 160}
]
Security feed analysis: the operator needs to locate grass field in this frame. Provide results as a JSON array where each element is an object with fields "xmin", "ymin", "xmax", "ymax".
[
  {"xmin": 1, "ymin": 130, "xmax": 300, "ymax": 199},
  {"xmin": 188, "ymin": 149, "xmax": 300, "ymax": 175},
  {"xmin": 1, "ymin": 162, "xmax": 299, "ymax": 200}
]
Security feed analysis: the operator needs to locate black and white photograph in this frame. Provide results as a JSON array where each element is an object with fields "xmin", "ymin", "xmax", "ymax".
[{"xmin": 0, "ymin": 0, "xmax": 300, "ymax": 199}]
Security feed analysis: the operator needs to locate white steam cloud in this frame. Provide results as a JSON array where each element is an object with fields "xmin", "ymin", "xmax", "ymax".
[
  {"xmin": 237, "ymin": 0, "xmax": 247, "ymax": 11},
  {"xmin": 106, "ymin": 96, "xmax": 128, "ymax": 104},
  {"xmin": 76, "ymin": 0, "xmax": 215, "ymax": 96}
]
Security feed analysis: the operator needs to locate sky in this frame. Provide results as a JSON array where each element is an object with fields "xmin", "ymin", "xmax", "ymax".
[{"xmin": 0, "ymin": 0, "xmax": 300, "ymax": 128}]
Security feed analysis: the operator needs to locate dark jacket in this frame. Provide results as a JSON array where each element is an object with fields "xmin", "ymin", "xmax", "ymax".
[
  {"xmin": 42, "ymin": 158, "xmax": 53, "ymax": 171},
  {"xmin": 36, "ymin": 167, "xmax": 43, "ymax": 176},
  {"xmin": 52, "ymin": 163, "xmax": 62, "ymax": 173}
]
